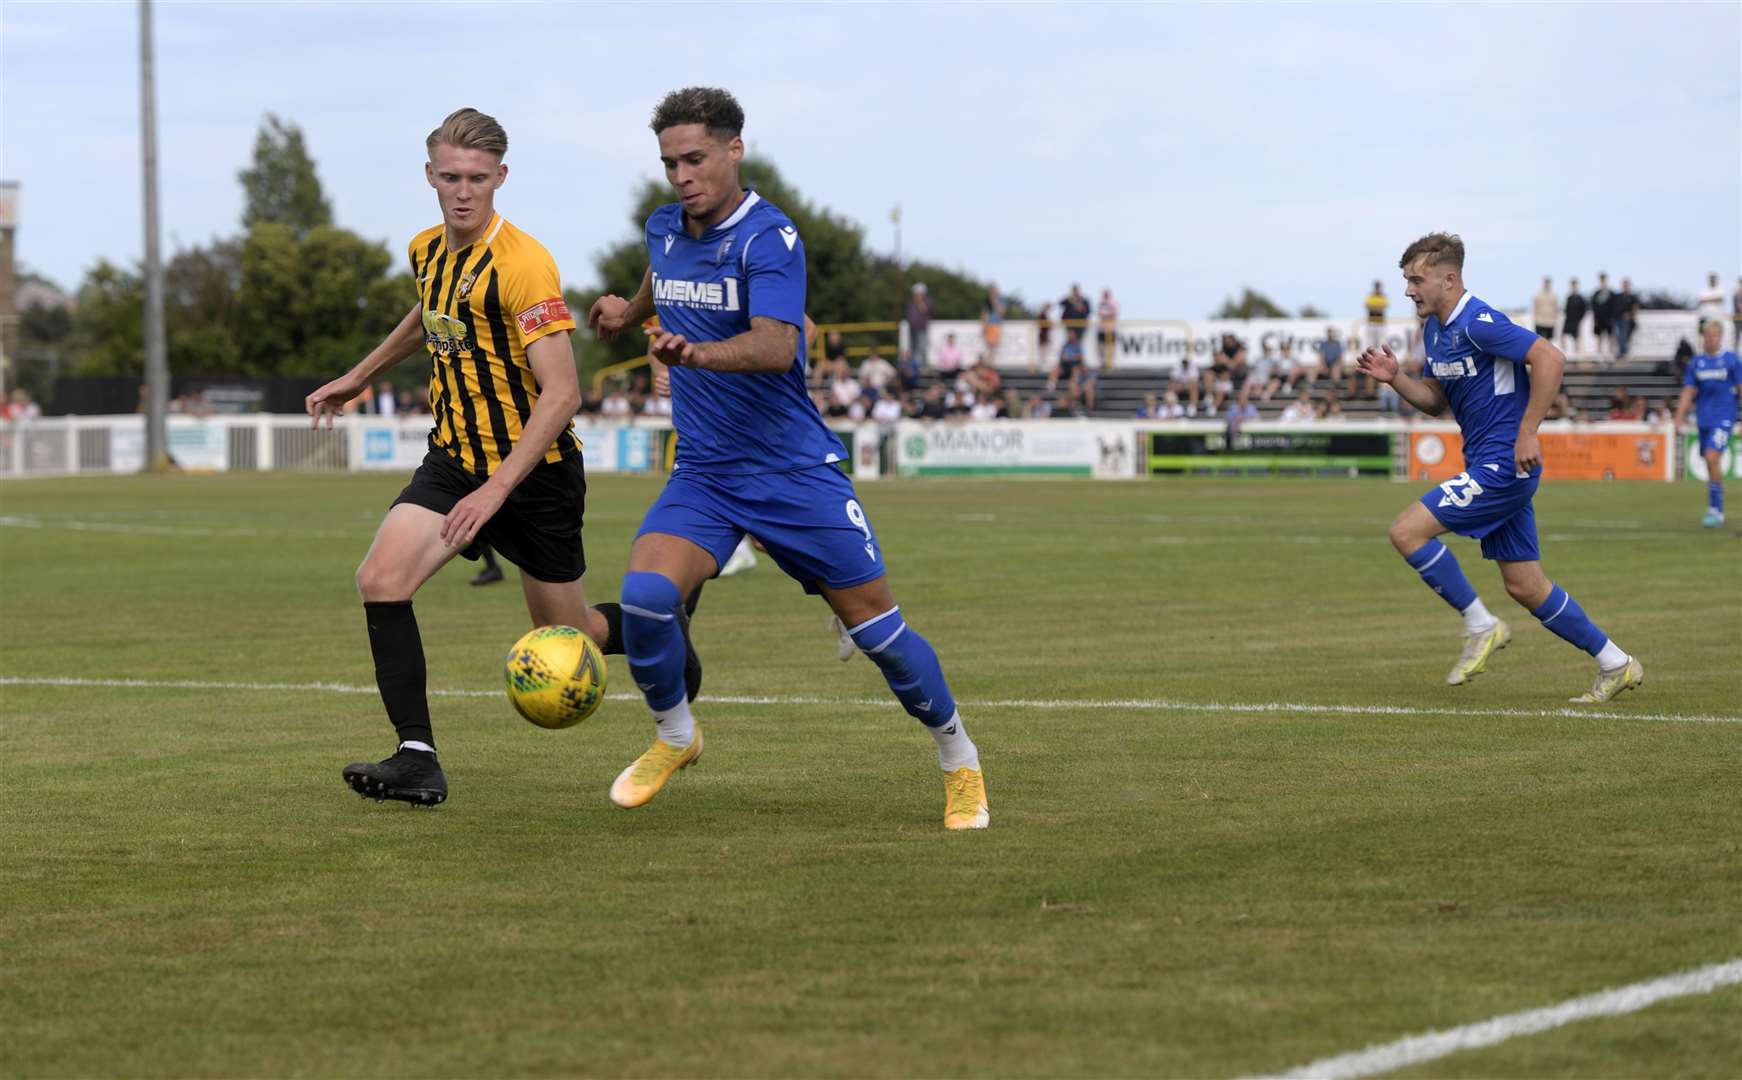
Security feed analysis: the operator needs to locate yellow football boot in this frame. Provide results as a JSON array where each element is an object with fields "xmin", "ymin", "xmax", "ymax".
[
  {"xmin": 1571, "ymin": 657, "xmax": 1645, "ymax": 704},
  {"xmin": 609, "ymin": 727, "xmax": 703, "ymax": 809},
  {"xmin": 1447, "ymin": 619, "xmax": 1511, "ymax": 685},
  {"xmin": 943, "ymin": 766, "xmax": 989, "ymax": 830}
]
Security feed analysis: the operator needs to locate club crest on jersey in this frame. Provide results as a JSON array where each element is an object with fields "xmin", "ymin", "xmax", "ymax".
[
  {"xmin": 652, "ymin": 271, "xmax": 741, "ymax": 312},
  {"xmin": 456, "ymin": 272, "xmax": 478, "ymax": 301},
  {"xmin": 714, "ymin": 234, "xmax": 735, "ymax": 265}
]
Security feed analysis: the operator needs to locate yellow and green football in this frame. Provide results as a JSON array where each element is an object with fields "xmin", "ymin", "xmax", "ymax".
[{"xmin": 504, "ymin": 625, "xmax": 607, "ymax": 729}]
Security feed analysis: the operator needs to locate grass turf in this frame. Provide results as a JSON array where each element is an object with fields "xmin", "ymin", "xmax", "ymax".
[{"xmin": 1, "ymin": 472, "xmax": 1738, "ymax": 1077}]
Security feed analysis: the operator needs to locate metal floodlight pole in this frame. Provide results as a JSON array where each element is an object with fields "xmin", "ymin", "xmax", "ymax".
[{"xmin": 139, "ymin": 0, "xmax": 169, "ymax": 470}]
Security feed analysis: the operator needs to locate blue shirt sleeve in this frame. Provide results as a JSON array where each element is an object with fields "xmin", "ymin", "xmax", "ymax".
[
  {"xmin": 1467, "ymin": 311, "xmax": 1539, "ymax": 362},
  {"xmin": 743, "ymin": 224, "xmax": 806, "ymax": 329},
  {"xmin": 1683, "ymin": 362, "xmax": 1698, "ymax": 387},
  {"xmin": 1730, "ymin": 352, "xmax": 1742, "ymax": 388}
]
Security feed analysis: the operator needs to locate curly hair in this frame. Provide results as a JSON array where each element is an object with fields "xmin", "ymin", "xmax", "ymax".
[{"xmin": 650, "ymin": 87, "xmax": 745, "ymax": 138}]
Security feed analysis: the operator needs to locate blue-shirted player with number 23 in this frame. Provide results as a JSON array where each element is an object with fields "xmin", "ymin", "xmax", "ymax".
[
  {"xmin": 587, "ymin": 87, "xmax": 988, "ymax": 829},
  {"xmin": 1358, "ymin": 232, "xmax": 1643, "ymax": 703}
]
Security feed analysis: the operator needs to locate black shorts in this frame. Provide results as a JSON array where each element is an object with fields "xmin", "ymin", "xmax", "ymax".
[{"xmin": 392, "ymin": 447, "xmax": 587, "ymax": 583}]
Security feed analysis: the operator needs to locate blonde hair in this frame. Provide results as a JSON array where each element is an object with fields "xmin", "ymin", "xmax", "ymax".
[{"xmin": 426, "ymin": 108, "xmax": 508, "ymax": 158}]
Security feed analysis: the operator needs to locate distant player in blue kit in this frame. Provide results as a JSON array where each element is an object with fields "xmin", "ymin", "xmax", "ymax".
[
  {"xmin": 1671, "ymin": 319, "xmax": 1741, "ymax": 527},
  {"xmin": 1357, "ymin": 233, "xmax": 1644, "ymax": 703},
  {"xmin": 587, "ymin": 87, "xmax": 988, "ymax": 829}
]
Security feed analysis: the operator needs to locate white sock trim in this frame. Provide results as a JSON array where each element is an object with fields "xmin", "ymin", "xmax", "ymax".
[
  {"xmin": 398, "ymin": 740, "xmax": 435, "ymax": 754},
  {"xmin": 865, "ymin": 623, "xmax": 908, "ymax": 655},
  {"xmin": 1538, "ymin": 592, "xmax": 1571, "ymax": 627},
  {"xmin": 1415, "ymin": 545, "xmax": 1447, "ymax": 572},
  {"xmin": 846, "ymin": 605, "xmax": 901, "ymax": 637},
  {"xmin": 621, "ymin": 603, "xmax": 676, "ymax": 622}
]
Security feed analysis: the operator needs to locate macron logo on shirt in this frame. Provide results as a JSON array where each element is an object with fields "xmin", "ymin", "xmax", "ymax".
[
  {"xmin": 652, "ymin": 272, "xmax": 741, "ymax": 312},
  {"xmin": 780, "ymin": 226, "xmax": 798, "ymax": 251},
  {"xmin": 1477, "ymin": 312, "xmax": 1494, "ymax": 323}
]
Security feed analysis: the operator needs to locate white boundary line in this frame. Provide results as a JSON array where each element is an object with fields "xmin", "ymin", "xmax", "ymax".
[
  {"xmin": 1251, "ymin": 957, "xmax": 1742, "ymax": 1079},
  {"xmin": 1, "ymin": 675, "xmax": 1736, "ymax": 726}
]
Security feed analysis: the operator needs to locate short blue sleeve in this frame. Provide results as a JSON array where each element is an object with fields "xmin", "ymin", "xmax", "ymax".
[
  {"xmin": 1684, "ymin": 362, "xmax": 1698, "ymax": 387},
  {"xmin": 1468, "ymin": 310, "xmax": 1540, "ymax": 362},
  {"xmin": 1729, "ymin": 352, "xmax": 1742, "ymax": 386},
  {"xmin": 743, "ymin": 224, "xmax": 806, "ymax": 329}
]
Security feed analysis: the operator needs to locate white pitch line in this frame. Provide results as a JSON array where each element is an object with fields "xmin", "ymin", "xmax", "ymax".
[
  {"xmin": 0, "ymin": 676, "xmax": 1736, "ymax": 726},
  {"xmin": 1251, "ymin": 957, "xmax": 1742, "ymax": 1080}
]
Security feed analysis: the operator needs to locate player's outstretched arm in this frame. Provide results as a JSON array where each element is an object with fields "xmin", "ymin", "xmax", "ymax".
[
  {"xmin": 589, "ymin": 269, "xmax": 655, "ymax": 342},
  {"xmin": 305, "ymin": 303, "xmax": 425, "ymax": 428},
  {"xmin": 652, "ymin": 316, "xmax": 798, "ymax": 375},
  {"xmin": 437, "ymin": 332, "xmax": 581, "ymax": 548},
  {"xmin": 1358, "ymin": 344, "xmax": 1446, "ymax": 415}
]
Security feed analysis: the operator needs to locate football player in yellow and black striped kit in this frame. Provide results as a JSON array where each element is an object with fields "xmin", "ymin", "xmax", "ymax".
[{"xmin": 306, "ymin": 108, "xmax": 695, "ymax": 806}]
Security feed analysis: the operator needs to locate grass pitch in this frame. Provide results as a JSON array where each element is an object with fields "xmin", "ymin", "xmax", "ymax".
[{"xmin": 2, "ymin": 471, "xmax": 1738, "ymax": 1078}]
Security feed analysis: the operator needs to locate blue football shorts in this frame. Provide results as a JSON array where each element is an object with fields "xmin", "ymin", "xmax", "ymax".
[
  {"xmin": 1697, "ymin": 423, "xmax": 1733, "ymax": 455},
  {"xmin": 1419, "ymin": 460, "xmax": 1541, "ymax": 562},
  {"xmin": 637, "ymin": 463, "xmax": 887, "ymax": 594}
]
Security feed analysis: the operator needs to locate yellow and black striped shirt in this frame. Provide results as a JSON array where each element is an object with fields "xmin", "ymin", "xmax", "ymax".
[{"xmin": 409, "ymin": 213, "xmax": 578, "ymax": 476}]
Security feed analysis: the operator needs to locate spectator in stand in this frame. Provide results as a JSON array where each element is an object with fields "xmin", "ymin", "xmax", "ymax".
[
  {"xmin": 1533, "ymin": 276, "xmax": 1559, "ymax": 340},
  {"xmin": 1319, "ymin": 396, "xmax": 1346, "ymax": 422},
  {"xmin": 1033, "ymin": 302, "xmax": 1053, "ymax": 375},
  {"xmin": 1200, "ymin": 347, "xmax": 1233, "ymax": 416},
  {"xmin": 1060, "ymin": 282, "xmax": 1091, "ymax": 327},
  {"xmin": 895, "ymin": 349, "xmax": 921, "ymax": 392},
  {"xmin": 1024, "ymin": 393, "xmax": 1053, "ymax": 419},
  {"xmin": 375, "ymin": 381, "xmax": 398, "ymax": 417},
  {"xmin": 1561, "ymin": 277, "xmax": 1587, "ymax": 355},
  {"xmin": 1157, "ymin": 390, "xmax": 1187, "ymax": 419},
  {"xmin": 1647, "ymin": 396, "xmax": 1678, "ymax": 424},
  {"xmin": 1276, "ymin": 339, "xmax": 1306, "ymax": 394},
  {"xmin": 858, "ymin": 349, "xmax": 897, "ymax": 397},
  {"xmin": 966, "ymin": 356, "xmax": 1002, "ymax": 399},
  {"xmin": 1280, "ymin": 390, "xmax": 1315, "ymax": 422},
  {"xmin": 1319, "ymin": 327, "xmax": 1346, "ymax": 394},
  {"xmin": 829, "ymin": 367, "xmax": 864, "ymax": 418},
  {"xmin": 904, "ymin": 283, "xmax": 931, "ymax": 370},
  {"xmin": 1058, "ymin": 383, "xmax": 1087, "ymax": 417},
  {"xmin": 1227, "ymin": 346, "xmax": 1251, "ymax": 402},
  {"xmin": 944, "ymin": 376, "xmax": 974, "ymax": 418},
  {"xmin": 600, "ymin": 383, "xmax": 631, "ymax": 420},
  {"xmin": 1224, "ymin": 387, "xmax": 1259, "ymax": 435},
  {"xmin": 1697, "ymin": 272, "xmax": 1726, "ymax": 325},
  {"xmin": 809, "ymin": 388, "xmax": 830, "ymax": 416},
  {"xmin": 5, "ymin": 388, "xmax": 42, "ymax": 420},
  {"xmin": 871, "ymin": 390, "xmax": 905, "ymax": 428},
  {"xmin": 1606, "ymin": 387, "xmax": 1645, "ymax": 420},
  {"xmin": 980, "ymin": 283, "xmax": 1006, "ymax": 362},
  {"xmin": 1614, "ymin": 277, "xmax": 1639, "ymax": 359},
  {"xmin": 1050, "ymin": 327, "xmax": 1084, "ymax": 393},
  {"xmin": 934, "ymin": 332, "xmax": 963, "ymax": 376},
  {"xmin": 1136, "ymin": 392, "xmax": 1162, "ymax": 418},
  {"xmin": 1590, "ymin": 273, "xmax": 1617, "ymax": 356},
  {"xmin": 1167, "ymin": 357, "xmax": 1200, "ymax": 415},
  {"xmin": 641, "ymin": 390, "xmax": 673, "ymax": 419},
  {"xmin": 969, "ymin": 394, "xmax": 1000, "ymax": 422},
  {"xmin": 1733, "ymin": 276, "xmax": 1742, "ymax": 346},
  {"xmin": 1097, "ymin": 288, "xmax": 1120, "ymax": 372},
  {"xmin": 578, "ymin": 386, "xmax": 604, "ymax": 418},
  {"xmin": 1364, "ymin": 280, "xmax": 1388, "ymax": 352},
  {"xmin": 1249, "ymin": 344, "xmax": 1284, "ymax": 401},
  {"xmin": 1545, "ymin": 390, "xmax": 1578, "ymax": 422}
]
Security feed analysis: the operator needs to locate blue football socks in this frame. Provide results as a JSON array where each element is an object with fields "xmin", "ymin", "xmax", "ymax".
[
  {"xmin": 847, "ymin": 607, "xmax": 956, "ymax": 728},
  {"xmin": 620, "ymin": 571, "xmax": 688, "ymax": 712},
  {"xmin": 1531, "ymin": 584, "xmax": 1609, "ymax": 657},
  {"xmin": 1405, "ymin": 539, "xmax": 1478, "ymax": 613}
]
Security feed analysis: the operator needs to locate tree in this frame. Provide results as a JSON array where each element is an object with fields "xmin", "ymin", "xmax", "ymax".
[
  {"xmin": 239, "ymin": 114, "xmax": 333, "ymax": 234},
  {"xmin": 1297, "ymin": 304, "xmax": 1327, "ymax": 318},
  {"xmin": 1213, "ymin": 288, "xmax": 1290, "ymax": 319}
]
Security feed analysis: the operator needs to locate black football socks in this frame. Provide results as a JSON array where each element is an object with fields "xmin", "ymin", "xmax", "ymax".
[{"xmin": 363, "ymin": 600, "xmax": 435, "ymax": 750}]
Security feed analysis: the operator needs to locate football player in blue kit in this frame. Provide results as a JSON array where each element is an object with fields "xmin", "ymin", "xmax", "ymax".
[
  {"xmin": 1357, "ymin": 233, "xmax": 1644, "ymax": 703},
  {"xmin": 587, "ymin": 87, "xmax": 988, "ymax": 829},
  {"xmin": 1671, "ymin": 319, "xmax": 1741, "ymax": 527}
]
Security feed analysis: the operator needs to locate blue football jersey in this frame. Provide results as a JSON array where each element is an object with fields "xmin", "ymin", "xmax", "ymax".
[
  {"xmin": 1422, "ymin": 293, "xmax": 1542, "ymax": 470},
  {"xmin": 645, "ymin": 190, "xmax": 846, "ymax": 473},
  {"xmin": 1684, "ymin": 350, "xmax": 1741, "ymax": 428}
]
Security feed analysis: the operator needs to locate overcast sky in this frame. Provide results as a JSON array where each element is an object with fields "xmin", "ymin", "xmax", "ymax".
[{"xmin": 4, "ymin": 1, "xmax": 1738, "ymax": 318}]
